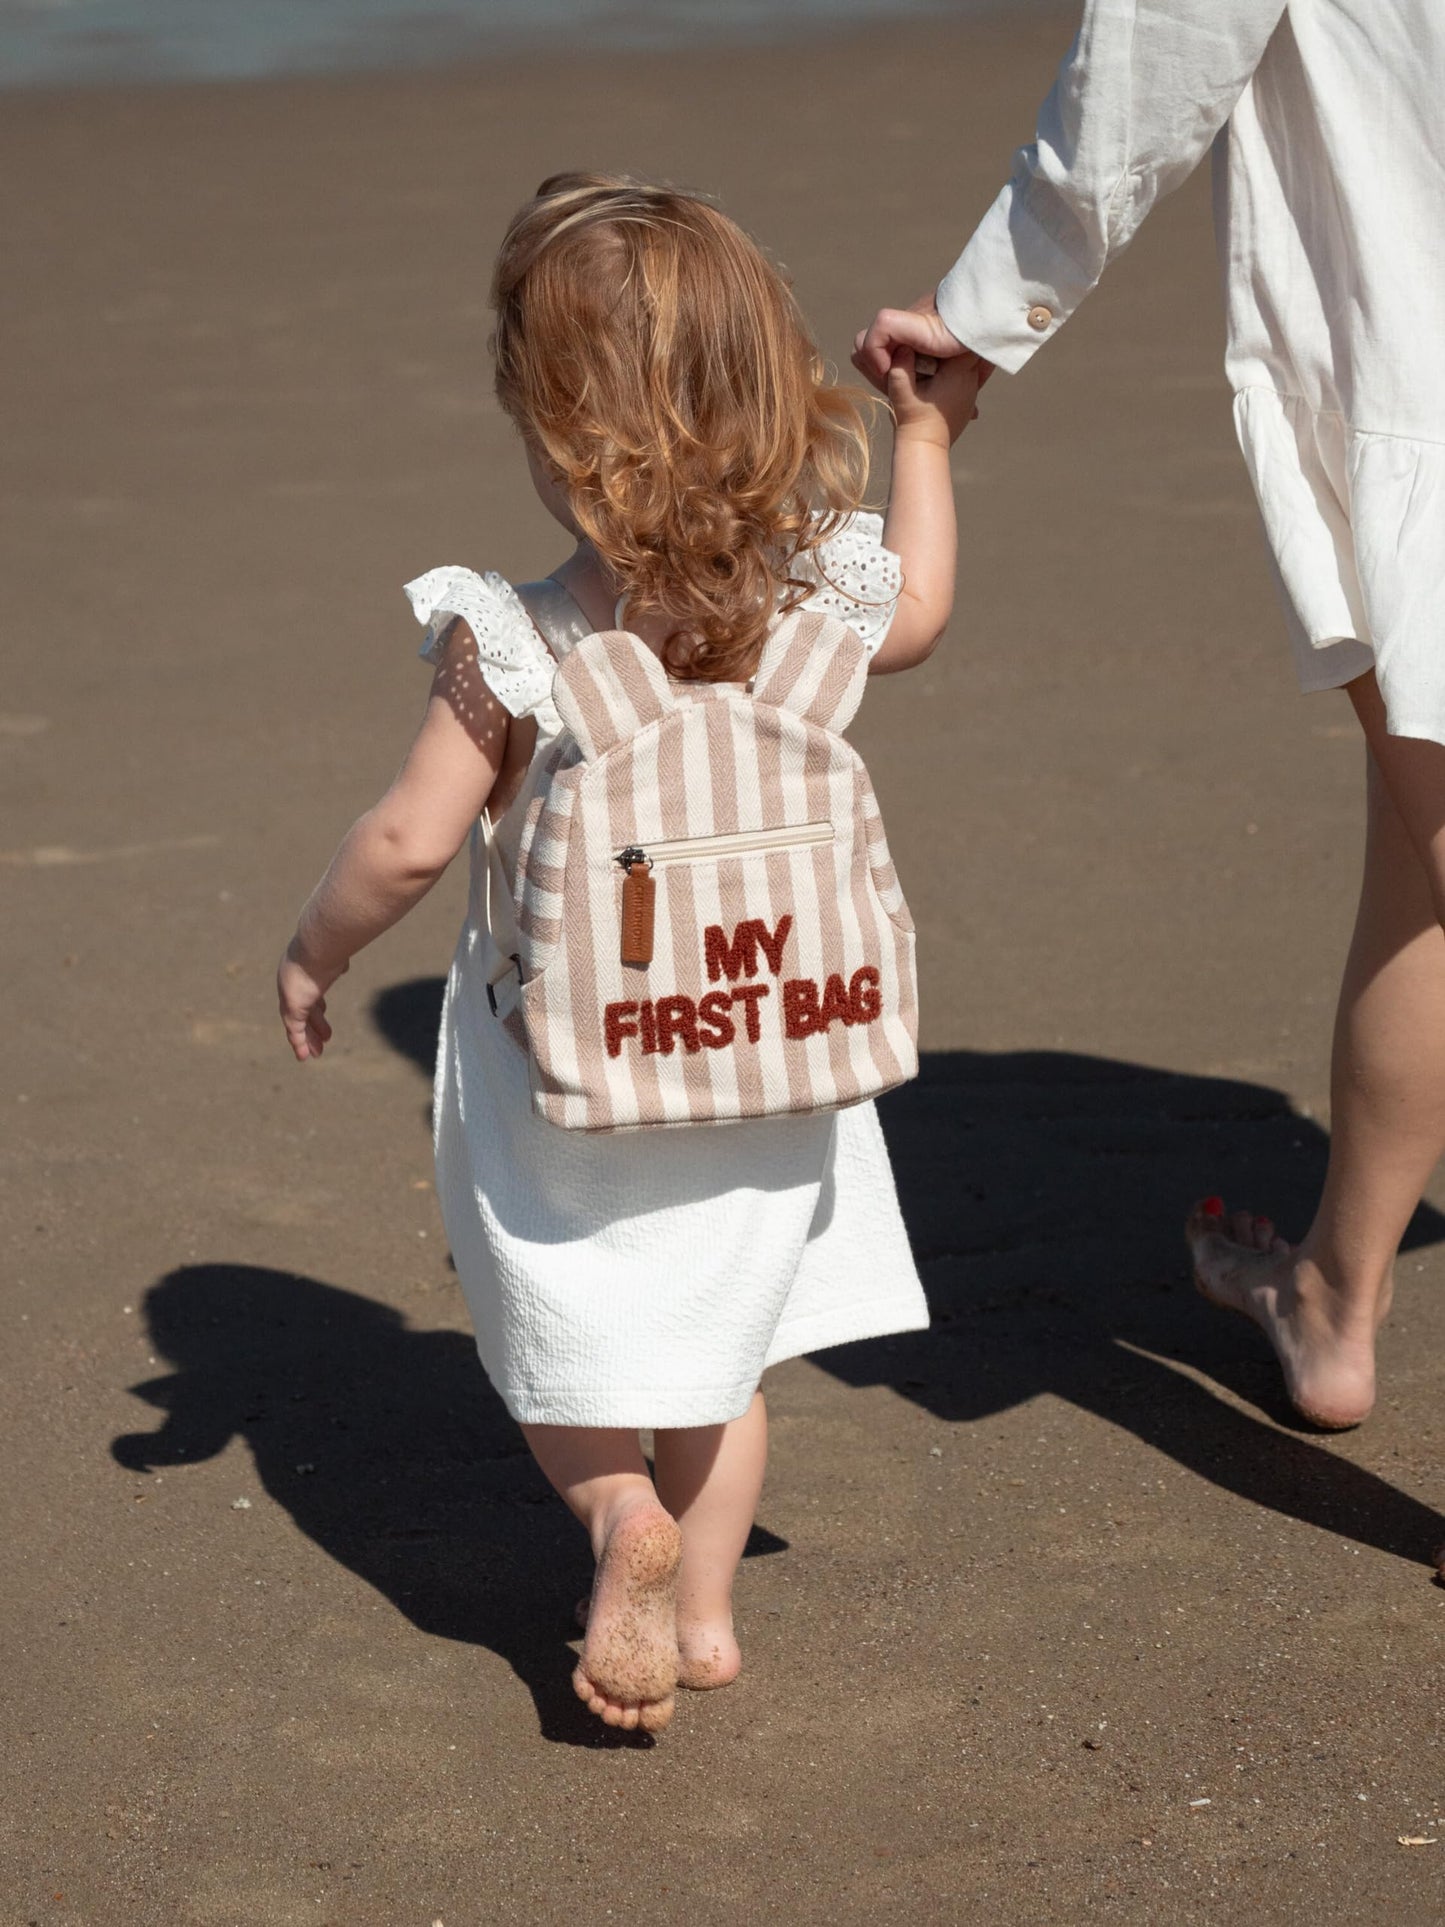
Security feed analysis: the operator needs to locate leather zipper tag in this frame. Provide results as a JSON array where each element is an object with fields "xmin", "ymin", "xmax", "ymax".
[{"xmin": 620, "ymin": 861, "xmax": 655, "ymax": 968}]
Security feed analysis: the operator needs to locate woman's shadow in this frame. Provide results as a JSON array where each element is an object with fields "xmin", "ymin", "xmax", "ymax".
[
  {"xmin": 825, "ymin": 1047, "xmax": 1445, "ymax": 1568},
  {"xmin": 115, "ymin": 981, "xmax": 1444, "ymax": 1745}
]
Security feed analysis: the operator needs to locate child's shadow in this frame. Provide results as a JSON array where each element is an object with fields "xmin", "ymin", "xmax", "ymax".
[
  {"xmin": 112, "ymin": 1265, "xmax": 653, "ymax": 1744},
  {"xmin": 372, "ymin": 978, "xmax": 1445, "ymax": 1569},
  {"xmin": 114, "ymin": 1264, "xmax": 786, "ymax": 1746}
]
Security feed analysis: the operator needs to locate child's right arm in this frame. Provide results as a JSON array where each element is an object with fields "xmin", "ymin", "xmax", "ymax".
[
  {"xmin": 277, "ymin": 621, "xmax": 506, "ymax": 1062},
  {"xmin": 870, "ymin": 348, "xmax": 984, "ymax": 675}
]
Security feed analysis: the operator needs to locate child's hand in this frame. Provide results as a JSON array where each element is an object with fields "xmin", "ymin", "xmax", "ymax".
[
  {"xmin": 886, "ymin": 346, "xmax": 986, "ymax": 449},
  {"xmin": 277, "ymin": 941, "xmax": 346, "ymax": 1062}
]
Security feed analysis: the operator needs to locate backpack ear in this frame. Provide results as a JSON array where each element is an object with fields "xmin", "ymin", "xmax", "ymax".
[
  {"xmin": 553, "ymin": 629, "xmax": 678, "ymax": 760},
  {"xmin": 751, "ymin": 608, "xmax": 870, "ymax": 733}
]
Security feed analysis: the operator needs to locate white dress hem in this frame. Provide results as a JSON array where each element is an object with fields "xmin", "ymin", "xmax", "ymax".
[{"xmin": 763, "ymin": 1298, "xmax": 931, "ymax": 1371}]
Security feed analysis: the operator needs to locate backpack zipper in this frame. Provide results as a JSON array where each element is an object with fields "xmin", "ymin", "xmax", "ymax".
[{"xmin": 615, "ymin": 821, "xmax": 834, "ymax": 871}]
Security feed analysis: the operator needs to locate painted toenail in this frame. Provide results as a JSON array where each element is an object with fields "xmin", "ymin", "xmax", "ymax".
[{"xmin": 1201, "ymin": 1196, "xmax": 1224, "ymax": 1217}]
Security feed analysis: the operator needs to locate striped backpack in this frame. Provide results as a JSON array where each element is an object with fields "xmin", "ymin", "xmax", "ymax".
[{"xmin": 491, "ymin": 604, "xmax": 918, "ymax": 1132}]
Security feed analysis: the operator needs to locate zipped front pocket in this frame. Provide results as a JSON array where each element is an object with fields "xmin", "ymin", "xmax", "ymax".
[
  {"xmin": 615, "ymin": 821, "xmax": 833, "ymax": 870},
  {"xmin": 614, "ymin": 822, "xmax": 834, "ymax": 967}
]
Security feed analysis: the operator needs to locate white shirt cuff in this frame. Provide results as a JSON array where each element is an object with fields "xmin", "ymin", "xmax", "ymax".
[{"xmin": 935, "ymin": 182, "xmax": 1097, "ymax": 375}]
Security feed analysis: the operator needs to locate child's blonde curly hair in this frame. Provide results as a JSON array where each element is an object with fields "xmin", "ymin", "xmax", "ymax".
[{"xmin": 491, "ymin": 172, "xmax": 873, "ymax": 684}]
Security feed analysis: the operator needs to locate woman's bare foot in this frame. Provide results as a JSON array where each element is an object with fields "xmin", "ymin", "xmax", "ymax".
[
  {"xmin": 1186, "ymin": 1197, "xmax": 1384, "ymax": 1429},
  {"xmin": 676, "ymin": 1614, "xmax": 742, "ymax": 1691},
  {"xmin": 572, "ymin": 1499, "xmax": 683, "ymax": 1733}
]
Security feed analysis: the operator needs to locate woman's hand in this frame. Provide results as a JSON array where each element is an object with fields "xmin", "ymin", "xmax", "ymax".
[
  {"xmin": 853, "ymin": 292, "xmax": 988, "ymax": 390},
  {"xmin": 277, "ymin": 941, "xmax": 346, "ymax": 1062}
]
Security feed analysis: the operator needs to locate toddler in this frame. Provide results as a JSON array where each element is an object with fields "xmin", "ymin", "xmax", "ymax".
[{"xmin": 278, "ymin": 174, "xmax": 980, "ymax": 1733}]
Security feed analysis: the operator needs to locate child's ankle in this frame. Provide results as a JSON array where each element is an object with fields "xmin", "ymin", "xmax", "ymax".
[
  {"xmin": 588, "ymin": 1482, "xmax": 668, "ymax": 1559},
  {"xmin": 675, "ymin": 1587, "xmax": 735, "ymax": 1635}
]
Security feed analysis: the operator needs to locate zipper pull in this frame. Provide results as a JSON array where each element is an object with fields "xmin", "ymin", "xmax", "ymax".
[{"xmin": 619, "ymin": 851, "xmax": 655, "ymax": 968}]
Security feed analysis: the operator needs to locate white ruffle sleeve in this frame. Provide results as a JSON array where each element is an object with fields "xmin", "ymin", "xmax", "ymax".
[
  {"xmin": 405, "ymin": 566, "xmax": 557, "ymax": 721},
  {"xmin": 795, "ymin": 511, "xmax": 903, "ymax": 655}
]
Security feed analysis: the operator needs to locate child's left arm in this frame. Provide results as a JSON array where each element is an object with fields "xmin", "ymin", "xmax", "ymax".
[
  {"xmin": 870, "ymin": 349, "xmax": 985, "ymax": 675},
  {"xmin": 277, "ymin": 622, "xmax": 508, "ymax": 1062}
]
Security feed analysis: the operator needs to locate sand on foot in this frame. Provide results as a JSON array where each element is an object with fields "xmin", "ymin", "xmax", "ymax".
[
  {"xmin": 574, "ymin": 1590, "xmax": 742, "ymax": 1693},
  {"xmin": 573, "ymin": 1502, "xmax": 683, "ymax": 1733}
]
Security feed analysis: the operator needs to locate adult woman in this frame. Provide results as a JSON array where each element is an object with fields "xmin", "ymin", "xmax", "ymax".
[{"xmin": 857, "ymin": 1, "xmax": 1445, "ymax": 1428}]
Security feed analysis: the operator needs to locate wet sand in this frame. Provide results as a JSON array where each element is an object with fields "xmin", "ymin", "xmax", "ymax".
[{"xmin": 5, "ymin": 12, "xmax": 1445, "ymax": 1922}]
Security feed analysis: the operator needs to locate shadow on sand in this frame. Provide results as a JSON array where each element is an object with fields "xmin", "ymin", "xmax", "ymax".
[
  {"xmin": 820, "ymin": 1045, "xmax": 1445, "ymax": 1569},
  {"xmin": 113, "ymin": 1259, "xmax": 660, "ymax": 1745},
  {"xmin": 116, "ymin": 976, "xmax": 1444, "ymax": 1741}
]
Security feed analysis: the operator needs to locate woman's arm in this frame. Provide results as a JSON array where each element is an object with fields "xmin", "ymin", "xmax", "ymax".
[
  {"xmin": 856, "ymin": 0, "xmax": 1287, "ymax": 384},
  {"xmin": 938, "ymin": 0, "xmax": 1287, "ymax": 373},
  {"xmin": 277, "ymin": 621, "xmax": 509, "ymax": 1062},
  {"xmin": 871, "ymin": 350, "xmax": 980, "ymax": 674}
]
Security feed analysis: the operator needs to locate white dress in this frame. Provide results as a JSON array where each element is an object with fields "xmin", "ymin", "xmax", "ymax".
[
  {"xmin": 935, "ymin": 0, "xmax": 1445, "ymax": 744},
  {"xmin": 406, "ymin": 515, "xmax": 928, "ymax": 1429}
]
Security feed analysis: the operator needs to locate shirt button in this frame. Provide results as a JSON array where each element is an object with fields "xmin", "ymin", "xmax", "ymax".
[{"xmin": 1027, "ymin": 304, "xmax": 1053, "ymax": 331}]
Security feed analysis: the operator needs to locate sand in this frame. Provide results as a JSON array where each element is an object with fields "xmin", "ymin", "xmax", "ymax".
[{"xmin": 4, "ymin": 11, "xmax": 1445, "ymax": 1922}]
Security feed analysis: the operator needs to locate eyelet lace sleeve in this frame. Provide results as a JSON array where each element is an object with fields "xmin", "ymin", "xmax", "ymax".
[
  {"xmin": 404, "ymin": 566, "xmax": 556, "ymax": 721},
  {"xmin": 795, "ymin": 511, "xmax": 903, "ymax": 655}
]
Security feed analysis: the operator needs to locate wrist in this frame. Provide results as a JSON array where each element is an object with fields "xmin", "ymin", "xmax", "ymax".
[
  {"xmin": 892, "ymin": 420, "xmax": 953, "ymax": 455},
  {"xmin": 286, "ymin": 922, "xmax": 343, "ymax": 983}
]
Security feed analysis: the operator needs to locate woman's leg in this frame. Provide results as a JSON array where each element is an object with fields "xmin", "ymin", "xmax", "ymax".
[
  {"xmin": 1189, "ymin": 671, "xmax": 1445, "ymax": 1425},
  {"xmin": 653, "ymin": 1392, "xmax": 768, "ymax": 1690},
  {"xmin": 521, "ymin": 1423, "xmax": 682, "ymax": 1731}
]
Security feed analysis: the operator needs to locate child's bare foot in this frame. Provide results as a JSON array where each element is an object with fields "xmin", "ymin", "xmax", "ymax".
[
  {"xmin": 574, "ymin": 1594, "xmax": 743, "ymax": 1690},
  {"xmin": 1186, "ymin": 1197, "xmax": 1383, "ymax": 1430},
  {"xmin": 676, "ymin": 1614, "xmax": 742, "ymax": 1691},
  {"xmin": 572, "ymin": 1499, "xmax": 682, "ymax": 1733}
]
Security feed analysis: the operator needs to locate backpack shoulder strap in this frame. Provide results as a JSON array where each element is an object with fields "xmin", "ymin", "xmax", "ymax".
[
  {"xmin": 751, "ymin": 606, "xmax": 869, "ymax": 734},
  {"xmin": 513, "ymin": 576, "xmax": 596, "ymax": 662}
]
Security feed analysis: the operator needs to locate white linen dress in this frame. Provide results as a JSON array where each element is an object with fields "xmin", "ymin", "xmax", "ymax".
[
  {"xmin": 406, "ymin": 515, "xmax": 928, "ymax": 1429},
  {"xmin": 935, "ymin": 0, "xmax": 1445, "ymax": 743}
]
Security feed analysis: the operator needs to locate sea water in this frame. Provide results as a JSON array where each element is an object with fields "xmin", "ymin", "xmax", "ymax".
[{"xmin": 0, "ymin": 0, "xmax": 1053, "ymax": 89}]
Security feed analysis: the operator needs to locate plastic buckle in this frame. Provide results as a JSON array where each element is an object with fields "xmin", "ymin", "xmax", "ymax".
[{"xmin": 487, "ymin": 956, "xmax": 522, "ymax": 1017}]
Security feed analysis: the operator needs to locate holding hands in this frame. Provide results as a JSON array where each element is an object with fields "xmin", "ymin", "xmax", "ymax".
[
  {"xmin": 884, "ymin": 335, "xmax": 985, "ymax": 448},
  {"xmin": 852, "ymin": 292, "xmax": 992, "ymax": 415}
]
